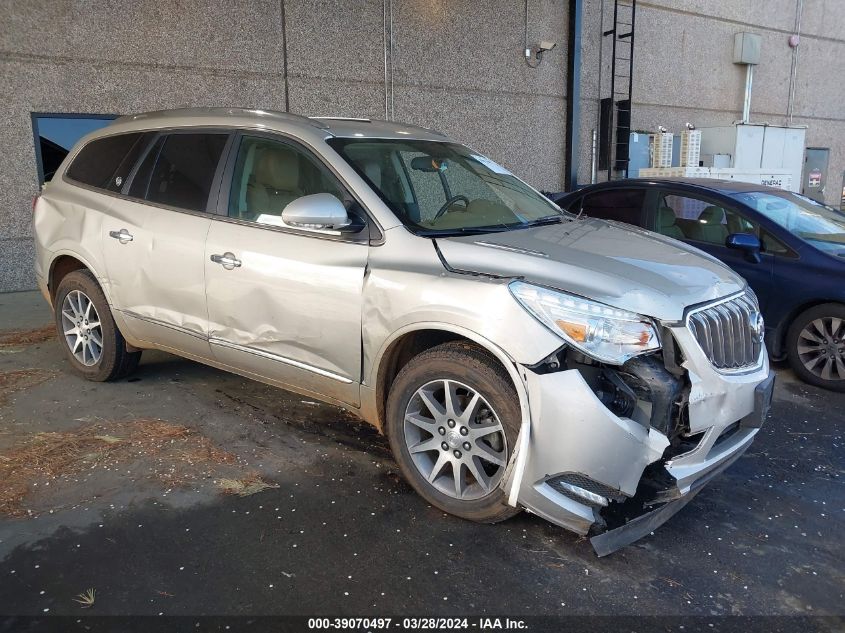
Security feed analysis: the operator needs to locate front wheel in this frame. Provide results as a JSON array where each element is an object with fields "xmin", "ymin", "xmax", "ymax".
[
  {"xmin": 786, "ymin": 303, "xmax": 845, "ymax": 391},
  {"xmin": 385, "ymin": 341, "xmax": 521, "ymax": 523},
  {"xmin": 54, "ymin": 269, "xmax": 142, "ymax": 382}
]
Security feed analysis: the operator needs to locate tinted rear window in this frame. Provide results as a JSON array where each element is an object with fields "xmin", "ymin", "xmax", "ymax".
[
  {"xmin": 128, "ymin": 133, "xmax": 227, "ymax": 212},
  {"xmin": 581, "ymin": 189, "xmax": 646, "ymax": 225},
  {"xmin": 65, "ymin": 133, "xmax": 147, "ymax": 192}
]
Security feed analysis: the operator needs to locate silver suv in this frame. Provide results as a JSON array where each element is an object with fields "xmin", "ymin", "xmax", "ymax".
[{"xmin": 33, "ymin": 108, "xmax": 774, "ymax": 554}]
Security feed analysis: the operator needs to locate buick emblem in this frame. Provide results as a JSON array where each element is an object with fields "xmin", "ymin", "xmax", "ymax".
[{"xmin": 750, "ymin": 311, "xmax": 765, "ymax": 342}]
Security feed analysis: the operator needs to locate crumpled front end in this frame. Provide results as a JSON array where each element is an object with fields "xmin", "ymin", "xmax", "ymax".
[{"xmin": 512, "ymin": 293, "xmax": 774, "ymax": 555}]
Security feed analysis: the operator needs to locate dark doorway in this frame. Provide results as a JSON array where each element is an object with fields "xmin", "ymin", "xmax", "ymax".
[{"xmin": 32, "ymin": 113, "xmax": 118, "ymax": 184}]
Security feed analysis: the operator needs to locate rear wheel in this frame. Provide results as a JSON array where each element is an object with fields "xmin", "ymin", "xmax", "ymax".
[
  {"xmin": 786, "ymin": 303, "xmax": 845, "ymax": 391},
  {"xmin": 54, "ymin": 269, "xmax": 141, "ymax": 382},
  {"xmin": 385, "ymin": 341, "xmax": 521, "ymax": 523}
]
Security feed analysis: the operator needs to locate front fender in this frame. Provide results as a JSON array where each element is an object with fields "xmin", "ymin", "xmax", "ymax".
[
  {"xmin": 362, "ymin": 228, "xmax": 562, "ymax": 386},
  {"xmin": 363, "ymin": 230, "xmax": 567, "ymax": 506}
]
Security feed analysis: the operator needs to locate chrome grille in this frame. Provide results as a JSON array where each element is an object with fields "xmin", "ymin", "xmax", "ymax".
[{"xmin": 687, "ymin": 292, "xmax": 763, "ymax": 371}]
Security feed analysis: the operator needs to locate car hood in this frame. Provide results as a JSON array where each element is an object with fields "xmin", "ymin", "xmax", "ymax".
[{"xmin": 435, "ymin": 218, "xmax": 746, "ymax": 322}]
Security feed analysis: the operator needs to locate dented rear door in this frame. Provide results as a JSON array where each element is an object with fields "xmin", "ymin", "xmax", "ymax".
[
  {"xmin": 103, "ymin": 198, "xmax": 212, "ymax": 359},
  {"xmin": 102, "ymin": 131, "xmax": 230, "ymax": 359}
]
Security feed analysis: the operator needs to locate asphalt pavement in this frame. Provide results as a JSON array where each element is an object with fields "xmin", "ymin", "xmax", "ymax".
[{"xmin": 0, "ymin": 290, "xmax": 842, "ymax": 626}]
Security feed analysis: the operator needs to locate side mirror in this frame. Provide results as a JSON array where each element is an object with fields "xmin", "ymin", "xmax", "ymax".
[
  {"xmin": 281, "ymin": 193, "xmax": 350, "ymax": 231},
  {"xmin": 726, "ymin": 233, "xmax": 762, "ymax": 263}
]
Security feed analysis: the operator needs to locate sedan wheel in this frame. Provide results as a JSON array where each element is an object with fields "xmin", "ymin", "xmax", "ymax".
[
  {"xmin": 795, "ymin": 317, "xmax": 845, "ymax": 382},
  {"xmin": 787, "ymin": 303, "xmax": 845, "ymax": 392},
  {"xmin": 403, "ymin": 379, "xmax": 508, "ymax": 501}
]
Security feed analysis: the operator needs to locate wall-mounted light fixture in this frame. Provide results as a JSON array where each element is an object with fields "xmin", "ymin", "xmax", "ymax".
[{"xmin": 525, "ymin": 40, "xmax": 556, "ymax": 68}]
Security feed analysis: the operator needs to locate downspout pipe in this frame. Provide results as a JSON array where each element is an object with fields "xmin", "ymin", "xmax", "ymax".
[
  {"xmin": 741, "ymin": 64, "xmax": 754, "ymax": 124},
  {"xmin": 787, "ymin": 0, "xmax": 803, "ymax": 125},
  {"xmin": 565, "ymin": 0, "xmax": 583, "ymax": 192}
]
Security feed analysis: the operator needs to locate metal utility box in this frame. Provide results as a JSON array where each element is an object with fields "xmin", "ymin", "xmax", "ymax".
[
  {"xmin": 802, "ymin": 147, "xmax": 830, "ymax": 203},
  {"xmin": 698, "ymin": 124, "xmax": 806, "ymax": 192},
  {"xmin": 700, "ymin": 154, "xmax": 731, "ymax": 168},
  {"xmin": 733, "ymin": 32, "xmax": 762, "ymax": 65}
]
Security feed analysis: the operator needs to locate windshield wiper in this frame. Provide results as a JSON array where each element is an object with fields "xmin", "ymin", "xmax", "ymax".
[
  {"xmin": 421, "ymin": 225, "xmax": 515, "ymax": 237},
  {"xmin": 526, "ymin": 214, "xmax": 565, "ymax": 226}
]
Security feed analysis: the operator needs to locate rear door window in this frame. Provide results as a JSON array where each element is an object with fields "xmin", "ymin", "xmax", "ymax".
[
  {"xmin": 581, "ymin": 189, "xmax": 646, "ymax": 226},
  {"xmin": 65, "ymin": 133, "xmax": 149, "ymax": 192},
  {"xmin": 128, "ymin": 133, "xmax": 228, "ymax": 212}
]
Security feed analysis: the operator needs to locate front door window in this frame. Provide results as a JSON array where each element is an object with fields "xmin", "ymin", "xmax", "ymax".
[
  {"xmin": 658, "ymin": 193, "xmax": 753, "ymax": 244},
  {"xmin": 228, "ymin": 136, "xmax": 345, "ymax": 225}
]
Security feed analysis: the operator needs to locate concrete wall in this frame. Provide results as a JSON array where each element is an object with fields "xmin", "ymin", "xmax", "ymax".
[
  {"xmin": 0, "ymin": 0, "xmax": 567, "ymax": 292},
  {"xmin": 0, "ymin": 1, "xmax": 285, "ymax": 292},
  {"xmin": 1, "ymin": 1, "xmax": 844, "ymax": 292},
  {"xmin": 580, "ymin": 0, "xmax": 845, "ymax": 202}
]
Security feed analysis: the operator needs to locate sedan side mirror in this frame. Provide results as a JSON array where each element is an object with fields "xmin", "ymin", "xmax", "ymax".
[
  {"xmin": 282, "ymin": 193, "xmax": 350, "ymax": 231},
  {"xmin": 726, "ymin": 233, "xmax": 762, "ymax": 263}
]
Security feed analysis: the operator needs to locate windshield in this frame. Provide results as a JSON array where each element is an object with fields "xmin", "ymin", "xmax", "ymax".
[
  {"xmin": 327, "ymin": 138, "xmax": 565, "ymax": 234},
  {"xmin": 732, "ymin": 190, "xmax": 845, "ymax": 253}
]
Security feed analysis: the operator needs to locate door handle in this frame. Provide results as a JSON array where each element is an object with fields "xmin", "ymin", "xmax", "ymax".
[
  {"xmin": 108, "ymin": 229, "xmax": 134, "ymax": 244},
  {"xmin": 210, "ymin": 252, "xmax": 242, "ymax": 270}
]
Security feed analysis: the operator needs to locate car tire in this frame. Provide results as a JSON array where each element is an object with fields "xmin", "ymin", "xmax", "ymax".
[
  {"xmin": 786, "ymin": 303, "xmax": 845, "ymax": 392},
  {"xmin": 385, "ymin": 341, "xmax": 521, "ymax": 523},
  {"xmin": 54, "ymin": 269, "xmax": 142, "ymax": 382}
]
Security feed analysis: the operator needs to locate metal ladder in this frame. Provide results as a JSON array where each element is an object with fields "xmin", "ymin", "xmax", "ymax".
[{"xmin": 602, "ymin": 0, "xmax": 636, "ymax": 180}]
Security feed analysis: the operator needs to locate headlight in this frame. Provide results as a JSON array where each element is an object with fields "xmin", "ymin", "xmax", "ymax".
[{"xmin": 509, "ymin": 281, "xmax": 660, "ymax": 364}]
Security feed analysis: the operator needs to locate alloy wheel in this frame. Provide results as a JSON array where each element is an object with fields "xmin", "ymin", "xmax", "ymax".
[
  {"xmin": 403, "ymin": 379, "xmax": 508, "ymax": 501},
  {"xmin": 797, "ymin": 317, "xmax": 845, "ymax": 381},
  {"xmin": 60, "ymin": 290, "xmax": 103, "ymax": 367}
]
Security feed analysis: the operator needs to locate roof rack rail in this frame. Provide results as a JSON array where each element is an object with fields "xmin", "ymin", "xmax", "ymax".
[
  {"xmin": 310, "ymin": 116, "xmax": 372, "ymax": 123},
  {"xmin": 114, "ymin": 107, "xmax": 330, "ymax": 129}
]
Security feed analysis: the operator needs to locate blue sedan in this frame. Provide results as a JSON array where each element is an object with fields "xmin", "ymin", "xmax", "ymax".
[{"xmin": 555, "ymin": 179, "xmax": 845, "ymax": 391}]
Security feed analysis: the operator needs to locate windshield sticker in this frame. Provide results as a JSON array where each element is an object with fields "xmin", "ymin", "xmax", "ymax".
[{"xmin": 470, "ymin": 154, "xmax": 513, "ymax": 176}]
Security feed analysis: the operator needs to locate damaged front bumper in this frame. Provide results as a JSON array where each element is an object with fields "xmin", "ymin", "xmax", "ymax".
[{"xmin": 511, "ymin": 327, "xmax": 774, "ymax": 556}]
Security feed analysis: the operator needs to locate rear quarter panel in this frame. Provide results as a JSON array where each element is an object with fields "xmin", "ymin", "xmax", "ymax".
[{"xmin": 33, "ymin": 180, "xmax": 114, "ymax": 301}]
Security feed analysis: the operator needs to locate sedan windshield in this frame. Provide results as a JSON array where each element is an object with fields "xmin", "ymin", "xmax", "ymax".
[
  {"xmin": 732, "ymin": 190, "xmax": 845, "ymax": 253},
  {"xmin": 327, "ymin": 138, "xmax": 565, "ymax": 234}
]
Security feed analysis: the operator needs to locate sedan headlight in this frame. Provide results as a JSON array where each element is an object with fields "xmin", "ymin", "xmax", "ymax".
[{"xmin": 509, "ymin": 281, "xmax": 660, "ymax": 364}]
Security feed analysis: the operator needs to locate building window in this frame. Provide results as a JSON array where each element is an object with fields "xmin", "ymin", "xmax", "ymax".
[{"xmin": 31, "ymin": 113, "xmax": 118, "ymax": 185}]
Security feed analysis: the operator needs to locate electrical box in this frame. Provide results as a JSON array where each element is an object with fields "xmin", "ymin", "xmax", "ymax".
[
  {"xmin": 802, "ymin": 147, "xmax": 830, "ymax": 203},
  {"xmin": 698, "ymin": 124, "xmax": 806, "ymax": 192},
  {"xmin": 700, "ymin": 154, "xmax": 731, "ymax": 168},
  {"xmin": 733, "ymin": 32, "xmax": 762, "ymax": 65}
]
